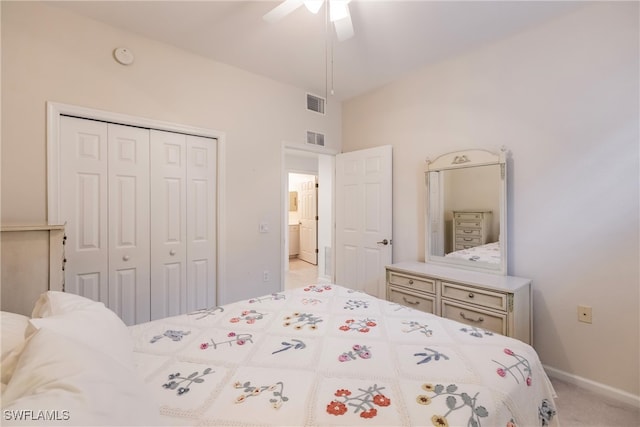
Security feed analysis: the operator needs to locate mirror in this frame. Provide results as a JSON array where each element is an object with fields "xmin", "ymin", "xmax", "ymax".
[
  {"xmin": 425, "ymin": 149, "xmax": 507, "ymax": 275},
  {"xmin": 289, "ymin": 191, "xmax": 298, "ymax": 212}
]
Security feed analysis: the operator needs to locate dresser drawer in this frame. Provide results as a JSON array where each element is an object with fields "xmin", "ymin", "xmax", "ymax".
[
  {"xmin": 388, "ymin": 287, "xmax": 436, "ymax": 314},
  {"xmin": 456, "ymin": 228, "xmax": 481, "ymax": 237},
  {"xmin": 455, "ymin": 220, "xmax": 482, "ymax": 228},
  {"xmin": 441, "ymin": 300, "xmax": 507, "ymax": 335},
  {"xmin": 455, "ymin": 236, "xmax": 481, "ymax": 245},
  {"xmin": 454, "ymin": 212, "xmax": 483, "ymax": 221},
  {"xmin": 441, "ymin": 282, "xmax": 507, "ymax": 311},
  {"xmin": 455, "ymin": 244, "xmax": 477, "ymax": 251},
  {"xmin": 388, "ymin": 272, "xmax": 436, "ymax": 293}
]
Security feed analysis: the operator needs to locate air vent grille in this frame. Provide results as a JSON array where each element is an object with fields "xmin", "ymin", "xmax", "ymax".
[
  {"xmin": 306, "ymin": 131, "xmax": 325, "ymax": 147},
  {"xmin": 306, "ymin": 93, "xmax": 325, "ymax": 114}
]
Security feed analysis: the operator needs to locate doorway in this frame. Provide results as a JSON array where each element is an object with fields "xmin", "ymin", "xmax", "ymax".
[
  {"xmin": 282, "ymin": 146, "xmax": 335, "ymax": 290},
  {"xmin": 289, "ymin": 173, "xmax": 317, "ymax": 264}
]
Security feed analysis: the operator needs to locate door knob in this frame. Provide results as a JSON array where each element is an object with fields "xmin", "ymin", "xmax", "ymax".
[
  {"xmin": 377, "ymin": 239, "xmax": 389, "ymax": 245},
  {"xmin": 169, "ymin": 250, "xmax": 176, "ymax": 256},
  {"xmin": 122, "ymin": 255, "xmax": 130, "ymax": 261}
]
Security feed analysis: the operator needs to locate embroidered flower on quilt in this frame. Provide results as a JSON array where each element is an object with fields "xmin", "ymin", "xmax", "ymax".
[
  {"xmin": 229, "ymin": 309, "xmax": 266, "ymax": 324},
  {"xmin": 161, "ymin": 368, "xmax": 213, "ymax": 396},
  {"xmin": 402, "ymin": 321, "xmax": 433, "ymax": 338},
  {"xmin": 492, "ymin": 348, "xmax": 532, "ymax": 386},
  {"xmin": 200, "ymin": 332, "xmax": 253, "ymax": 350},
  {"xmin": 416, "ymin": 395, "xmax": 432, "ymax": 405},
  {"xmin": 150, "ymin": 329, "xmax": 191, "ymax": 344},
  {"xmin": 233, "ymin": 380, "xmax": 288, "ymax": 410},
  {"xmin": 248, "ymin": 293, "xmax": 286, "ymax": 304},
  {"xmin": 338, "ymin": 318, "xmax": 377, "ymax": 333},
  {"xmin": 325, "ymin": 384, "xmax": 391, "ymax": 420},
  {"xmin": 431, "ymin": 414, "xmax": 449, "ymax": 427},
  {"xmin": 187, "ymin": 306, "xmax": 224, "ymax": 320},
  {"xmin": 343, "ymin": 299, "xmax": 369, "ymax": 310},
  {"xmin": 414, "ymin": 347, "xmax": 450, "ymax": 365},
  {"xmin": 282, "ymin": 312, "xmax": 323, "ymax": 330},
  {"xmin": 338, "ymin": 344, "xmax": 372, "ymax": 362},
  {"xmin": 303, "ymin": 284, "xmax": 332, "ymax": 293},
  {"xmin": 539, "ymin": 399, "xmax": 556, "ymax": 426},
  {"xmin": 272, "ymin": 339, "xmax": 306, "ymax": 354},
  {"xmin": 415, "ymin": 383, "xmax": 489, "ymax": 426},
  {"xmin": 326, "ymin": 401, "xmax": 348, "ymax": 415},
  {"xmin": 460, "ymin": 326, "xmax": 494, "ymax": 338}
]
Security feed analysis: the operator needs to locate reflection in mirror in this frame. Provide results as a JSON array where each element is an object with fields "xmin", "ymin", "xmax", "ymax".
[
  {"xmin": 426, "ymin": 149, "xmax": 507, "ymax": 275},
  {"xmin": 289, "ymin": 191, "xmax": 298, "ymax": 211}
]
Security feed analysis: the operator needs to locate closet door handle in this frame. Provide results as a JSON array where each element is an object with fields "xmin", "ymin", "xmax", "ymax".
[
  {"xmin": 169, "ymin": 250, "xmax": 176, "ymax": 256},
  {"xmin": 122, "ymin": 255, "xmax": 130, "ymax": 261}
]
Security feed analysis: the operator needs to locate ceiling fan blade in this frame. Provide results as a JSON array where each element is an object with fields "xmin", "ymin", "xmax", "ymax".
[
  {"xmin": 333, "ymin": 14, "xmax": 354, "ymax": 41},
  {"xmin": 263, "ymin": 0, "xmax": 304, "ymax": 23}
]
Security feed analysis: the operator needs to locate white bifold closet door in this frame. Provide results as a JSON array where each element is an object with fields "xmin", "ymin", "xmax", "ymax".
[
  {"xmin": 60, "ymin": 116, "xmax": 150, "ymax": 324},
  {"xmin": 150, "ymin": 130, "xmax": 216, "ymax": 320},
  {"xmin": 59, "ymin": 116, "xmax": 216, "ymax": 325}
]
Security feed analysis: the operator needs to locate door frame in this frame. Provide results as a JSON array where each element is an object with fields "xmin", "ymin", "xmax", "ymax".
[
  {"xmin": 46, "ymin": 101, "xmax": 226, "ymax": 304},
  {"xmin": 281, "ymin": 142, "xmax": 337, "ymax": 289}
]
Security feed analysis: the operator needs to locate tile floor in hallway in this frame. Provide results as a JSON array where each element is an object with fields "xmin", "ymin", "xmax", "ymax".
[{"xmin": 285, "ymin": 257, "xmax": 327, "ymax": 290}]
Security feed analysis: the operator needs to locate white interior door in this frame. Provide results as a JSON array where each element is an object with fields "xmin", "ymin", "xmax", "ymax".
[
  {"xmin": 107, "ymin": 124, "xmax": 150, "ymax": 325},
  {"xmin": 335, "ymin": 145, "xmax": 392, "ymax": 298},
  {"xmin": 186, "ymin": 135, "xmax": 217, "ymax": 311},
  {"xmin": 60, "ymin": 116, "xmax": 109, "ymax": 305},
  {"xmin": 299, "ymin": 176, "xmax": 317, "ymax": 265},
  {"xmin": 150, "ymin": 130, "xmax": 187, "ymax": 320}
]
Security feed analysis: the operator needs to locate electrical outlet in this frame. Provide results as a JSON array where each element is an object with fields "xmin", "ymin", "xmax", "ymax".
[
  {"xmin": 263, "ymin": 270, "xmax": 270, "ymax": 282},
  {"xmin": 578, "ymin": 305, "xmax": 592, "ymax": 324}
]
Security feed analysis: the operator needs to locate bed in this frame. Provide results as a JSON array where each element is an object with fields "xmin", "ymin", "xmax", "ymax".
[
  {"xmin": 445, "ymin": 241, "xmax": 502, "ymax": 264},
  {"xmin": 1, "ymin": 285, "xmax": 558, "ymax": 426}
]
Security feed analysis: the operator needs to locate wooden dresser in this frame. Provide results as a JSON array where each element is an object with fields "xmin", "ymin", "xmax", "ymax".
[
  {"xmin": 386, "ymin": 262, "xmax": 531, "ymax": 344},
  {"xmin": 452, "ymin": 210, "xmax": 492, "ymax": 251}
]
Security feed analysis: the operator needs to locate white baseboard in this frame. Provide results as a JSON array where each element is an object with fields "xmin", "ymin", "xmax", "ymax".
[{"xmin": 544, "ymin": 364, "xmax": 640, "ymax": 409}]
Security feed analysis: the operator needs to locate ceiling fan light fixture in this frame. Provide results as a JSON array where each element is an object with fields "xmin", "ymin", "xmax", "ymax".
[
  {"xmin": 304, "ymin": 0, "xmax": 323, "ymax": 14},
  {"xmin": 329, "ymin": 0, "xmax": 351, "ymax": 22}
]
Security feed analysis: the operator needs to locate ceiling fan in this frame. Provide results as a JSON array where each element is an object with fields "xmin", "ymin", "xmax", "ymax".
[{"xmin": 263, "ymin": 0, "xmax": 354, "ymax": 41}]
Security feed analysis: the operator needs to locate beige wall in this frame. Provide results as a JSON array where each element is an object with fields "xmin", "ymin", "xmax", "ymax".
[
  {"xmin": 343, "ymin": 3, "xmax": 639, "ymax": 397},
  {"xmin": 1, "ymin": 2, "xmax": 341, "ymax": 306}
]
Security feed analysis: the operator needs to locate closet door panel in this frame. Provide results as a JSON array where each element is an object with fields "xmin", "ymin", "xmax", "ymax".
[
  {"xmin": 108, "ymin": 124, "xmax": 150, "ymax": 325},
  {"xmin": 60, "ymin": 117, "xmax": 109, "ymax": 305},
  {"xmin": 150, "ymin": 130, "xmax": 187, "ymax": 320},
  {"xmin": 186, "ymin": 135, "xmax": 217, "ymax": 311}
]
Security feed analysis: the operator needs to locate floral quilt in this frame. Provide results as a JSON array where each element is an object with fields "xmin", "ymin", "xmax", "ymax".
[
  {"xmin": 130, "ymin": 284, "xmax": 558, "ymax": 426},
  {"xmin": 446, "ymin": 241, "xmax": 502, "ymax": 264}
]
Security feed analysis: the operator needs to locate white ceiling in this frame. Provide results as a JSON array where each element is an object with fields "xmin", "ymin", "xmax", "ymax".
[{"xmin": 51, "ymin": 1, "xmax": 584, "ymax": 101}]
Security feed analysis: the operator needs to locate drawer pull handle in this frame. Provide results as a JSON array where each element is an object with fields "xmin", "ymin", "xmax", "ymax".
[
  {"xmin": 460, "ymin": 312, "xmax": 484, "ymax": 323},
  {"xmin": 463, "ymin": 238, "xmax": 473, "ymax": 241},
  {"xmin": 408, "ymin": 279, "xmax": 414, "ymax": 285},
  {"xmin": 403, "ymin": 297, "xmax": 420, "ymax": 306},
  {"xmin": 468, "ymin": 292, "xmax": 475, "ymax": 298},
  {"xmin": 463, "ymin": 230, "xmax": 473, "ymax": 234}
]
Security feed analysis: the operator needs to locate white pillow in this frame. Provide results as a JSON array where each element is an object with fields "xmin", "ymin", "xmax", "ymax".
[
  {"xmin": 26, "ymin": 303, "xmax": 134, "ymax": 369},
  {"xmin": 1, "ymin": 312, "xmax": 30, "ymax": 361},
  {"xmin": 31, "ymin": 291, "xmax": 99, "ymax": 318},
  {"xmin": 2, "ymin": 292, "xmax": 134, "ymax": 388},
  {"xmin": 1, "ymin": 327, "xmax": 162, "ymax": 426}
]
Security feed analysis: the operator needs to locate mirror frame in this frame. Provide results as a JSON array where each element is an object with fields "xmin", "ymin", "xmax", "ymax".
[{"xmin": 425, "ymin": 148, "xmax": 507, "ymax": 275}]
